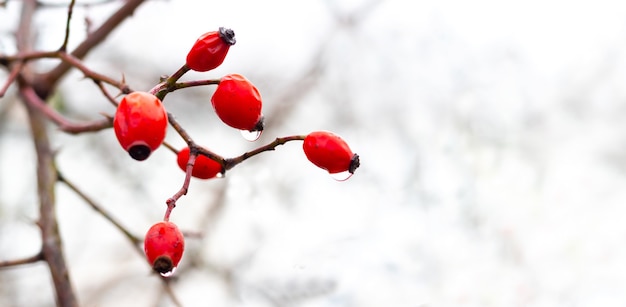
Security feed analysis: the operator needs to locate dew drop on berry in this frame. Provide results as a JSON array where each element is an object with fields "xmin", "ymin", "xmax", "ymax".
[
  {"xmin": 240, "ymin": 129, "xmax": 262, "ymax": 141},
  {"xmin": 330, "ymin": 170, "xmax": 353, "ymax": 181},
  {"xmin": 159, "ymin": 267, "xmax": 176, "ymax": 277}
]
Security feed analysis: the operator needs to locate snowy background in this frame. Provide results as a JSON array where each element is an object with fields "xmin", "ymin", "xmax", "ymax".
[{"xmin": 3, "ymin": 0, "xmax": 626, "ymax": 306}]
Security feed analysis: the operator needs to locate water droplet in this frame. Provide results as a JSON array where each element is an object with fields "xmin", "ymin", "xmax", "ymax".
[
  {"xmin": 330, "ymin": 170, "xmax": 353, "ymax": 181},
  {"xmin": 216, "ymin": 172, "xmax": 224, "ymax": 178},
  {"xmin": 159, "ymin": 267, "xmax": 176, "ymax": 277},
  {"xmin": 240, "ymin": 129, "xmax": 262, "ymax": 141}
]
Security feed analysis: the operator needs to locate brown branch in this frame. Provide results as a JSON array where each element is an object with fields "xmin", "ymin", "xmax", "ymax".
[
  {"xmin": 60, "ymin": 0, "xmax": 77, "ymax": 52},
  {"xmin": 93, "ymin": 79, "xmax": 121, "ymax": 107},
  {"xmin": 0, "ymin": 61, "xmax": 22, "ymax": 98},
  {"xmin": 56, "ymin": 171, "xmax": 142, "ymax": 251},
  {"xmin": 0, "ymin": 252, "xmax": 44, "ymax": 269},
  {"xmin": 37, "ymin": 0, "xmax": 119, "ymax": 7},
  {"xmin": 16, "ymin": 0, "xmax": 78, "ymax": 305},
  {"xmin": 164, "ymin": 150, "xmax": 197, "ymax": 221},
  {"xmin": 21, "ymin": 85, "xmax": 79, "ymax": 307},
  {"xmin": 222, "ymin": 135, "xmax": 305, "ymax": 170},
  {"xmin": 35, "ymin": 0, "xmax": 146, "ymax": 98},
  {"xmin": 162, "ymin": 141, "xmax": 179, "ymax": 155},
  {"xmin": 56, "ymin": 170, "xmax": 185, "ymax": 305},
  {"xmin": 150, "ymin": 64, "xmax": 191, "ymax": 100},
  {"xmin": 21, "ymin": 85, "xmax": 113, "ymax": 134}
]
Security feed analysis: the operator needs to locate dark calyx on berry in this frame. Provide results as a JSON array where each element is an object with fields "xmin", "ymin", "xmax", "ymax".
[
  {"xmin": 218, "ymin": 27, "xmax": 236, "ymax": 45},
  {"xmin": 252, "ymin": 116, "xmax": 265, "ymax": 132},
  {"xmin": 128, "ymin": 144, "xmax": 152, "ymax": 161},
  {"xmin": 152, "ymin": 256, "xmax": 174, "ymax": 274},
  {"xmin": 349, "ymin": 153, "xmax": 360, "ymax": 174}
]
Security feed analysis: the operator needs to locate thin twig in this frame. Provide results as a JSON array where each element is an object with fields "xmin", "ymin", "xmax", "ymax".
[
  {"xmin": 0, "ymin": 61, "xmax": 22, "ymax": 98},
  {"xmin": 58, "ymin": 52, "xmax": 130, "ymax": 92},
  {"xmin": 162, "ymin": 141, "xmax": 179, "ymax": 155},
  {"xmin": 150, "ymin": 64, "xmax": 190, "ymax": 99},
  {"xmin": 36, "ymin": 0, "xmax": 119, "ymax": 7},
  {"xmin": 222, "ymin": 135, "xmax": 305, "ymax": 170},
  {"xmin": 93, "ymin": 79, "xmax": 120, "ymax": 107},
  {"xmin": 37, "ymin": 0, "xmax": 146, "ymax": 97},
  {"xmin": 56, "ymin": 171, "xmax": 142, "ymax": 251},
  {"xmin": 0, "ymin": 50, "xmax": 131, "ymax": 93},
  {"xmin": 164, "ymin": 151, "xmax": 196, "ymax": 221},
  {"xmin": 0, "ymin": 252, "xmax": 44, "ymax": 269},
  {"xmin": 20, "ymin": 85, "xmax": 113, "ymax": 134},
  {"xmin": 167, "ymin": 112, "xmax": 195, "ymax": 145},
  {"xmin": 60, "ymin": 0, "xmax": 77, "ymax": 52},
  {"xmin": 57, "ymin": 170, "xmax": 185, "ymax": 305}
]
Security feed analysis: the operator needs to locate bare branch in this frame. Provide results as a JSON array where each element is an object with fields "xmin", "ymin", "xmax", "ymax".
[
  {"xmin": 93, "ymin": 79, "xmax": 121, "ymax": 107},
  {"xmin": 21, "ymin": 84, "xmax": 79, "ymax": 307},
  {"xmin": 57, "ymin": 171, "xmax": 142, "ymax": 251},
  {"xmin": 0, "ymin": 61, "xmax": 22, "ymax": 98},
  {"xmin": 58, "ymin": 51, "xmax": 131, "ymax": 92},
  {"xmin": 37, "ymin": 0, "xmax": 146, "ymax": 97},
  {"xmin": 164, "ymin": 150, "xmax": 197, "ymax": 221},
  {"xmin": 222, "ymin": 135, "xmax": 306, "ymax": 170},
  {"xmin": 0, "ymin": 252, "xmax": 44, "ymax": 269},
  {"xmin": 20, "ymin": 85, "xmax": 113, "ymax": 134},
  {"xmin": 16, "ymin": 0, "xmax": 78, "ymax": 303},
  {"xmin": 60, "ymin": 0, "xmax": 77, "ymax": 52}
]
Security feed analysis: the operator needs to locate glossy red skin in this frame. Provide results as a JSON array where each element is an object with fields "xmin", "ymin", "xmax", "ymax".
[
  {"xmin": 177, "ymin": 147, "xmax": 222, "ymax": 179},
  {"xmin": 211, "ymin": 74, "xmax": 263, "ymax": 131},
  {"xmin": 303, "ymin": 131, "xmax": 354, "ymax": 174},
  {"xmin": 113, "ymin": 92, "xmax": 168, "ymax": 157},
  {"xmin": 186, "ymin": 31, "xmax": 231, "ymax": 72},
  {"xmin": 144, "ymin": 221, "xmax": 185, "ymax": 273}
]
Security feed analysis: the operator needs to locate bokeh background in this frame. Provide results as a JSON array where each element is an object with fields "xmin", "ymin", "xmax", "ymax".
[{"xmin": 3, "ymin": 0, "xmax": 626, "ymax": 306}]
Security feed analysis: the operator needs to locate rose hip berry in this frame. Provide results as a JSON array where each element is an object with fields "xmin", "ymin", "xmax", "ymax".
[
  {"xmin": 303, "ymin": 131, "xmax": 360, "ymax": 175},
  {"xmin": 113, "ymin": 92, "xmax": 168, "ymax": 161},
  {"xmin": 186, "ymin": 27, "xmax": 236, "ymax": 72},
  {"xmin": 144, "ymin": 221, "xmax": 185, "ymax": 276},
  {"xmin": 177, "ymin": 146, "xmax": 223, "ymax": 179},
  {"xmin": 211, "ymin": 73, "xmax": 264, "ymax": 133}
]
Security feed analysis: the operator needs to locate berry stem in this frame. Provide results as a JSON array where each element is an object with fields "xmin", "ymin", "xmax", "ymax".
[
  {"xmin": 164, "ymin": 150, "xmax": 197, "ymax": 221},
  {"xmin": 173, "ymin": 78, "xmax": 220, "ymax": 90},
  {"xmin": 150, "ymin": 64, "xmax": 191, "ymax": 100},
  {"xmin": 162, "ymin": 141, "xmax": 180, "ymax": 155},
  {"xmin": 223, "ymin": 135, "xmax": 306, "ymax": 170}
]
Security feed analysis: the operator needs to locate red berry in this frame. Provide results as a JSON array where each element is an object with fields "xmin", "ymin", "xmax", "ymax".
[
  {"xmin": 113, "ymin": 92, "xmax": 168, "ymax": 161},
  {"xmin": 144, "ymin": 221, "xmax": 185, "ymax": 275},
  {"xmin": 177, "ymin": 146, "xmax": 223, "ymax": 179},
  {"xmin": 303, "ymin": 131, "xmax": 360, "ymax": 174},
  {"xmin": 211, "ymin": 74, "xmax": 264, "ymax": 132},
  {"xmin": 186, "ymin": 27, "xmax": 236, "ymax": 72}
]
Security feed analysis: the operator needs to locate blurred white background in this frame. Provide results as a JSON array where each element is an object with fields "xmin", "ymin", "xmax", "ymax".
[{"xmin": 3, "ymin": 0, "xmax": 626, "ymax": 306}]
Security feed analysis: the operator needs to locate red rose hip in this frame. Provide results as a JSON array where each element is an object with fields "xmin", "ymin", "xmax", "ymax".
[
  {"xmin": 211, "ymin": 73, "xmax": 264, "ymax": 133},
  {"xmin": 177, "ymin": 146, "xmax": 223, "ymax": 179},
  {"xmin": 186, "ymin": 27, "xmax": 236, "ymax": 72},
  {"xmin": 144, "ymin": 221, "xmax": 185, "ymax": 276},
  {"xmin": 303, "ymin": 131, "xmax": 360, "ymax": 177},
  {"xmin": 113, "ymin": 92, "xmax": 168, "ymax": 161}
]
